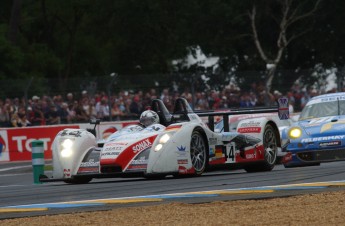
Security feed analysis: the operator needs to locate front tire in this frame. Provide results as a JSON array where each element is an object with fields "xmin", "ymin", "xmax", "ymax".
[
  {"xmin": 245, "ymin": 124, "xmax": 278, "ymax": 172},
  {"xmin": 190, "ymin": 130, "xmax": 207, "ymax": 175}
]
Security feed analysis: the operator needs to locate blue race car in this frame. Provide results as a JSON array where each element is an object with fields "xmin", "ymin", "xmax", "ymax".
[{"xmin": 282, "ymin": 92, "xmax": 345, "ymax": 167}]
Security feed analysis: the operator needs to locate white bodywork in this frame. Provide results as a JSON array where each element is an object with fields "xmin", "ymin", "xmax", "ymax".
[
  {"xmin": 47, "ymin": 98, "xmax": 290, "ymax": 182},
  {"xmin": 51, "ymin": 129, "xmax": 96, "ymax": 179}
]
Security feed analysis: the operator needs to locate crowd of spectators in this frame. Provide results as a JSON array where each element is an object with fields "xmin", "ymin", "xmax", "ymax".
[{"xmin": 0, "ymin": 82, "xmax": 332, "ymax": 128}]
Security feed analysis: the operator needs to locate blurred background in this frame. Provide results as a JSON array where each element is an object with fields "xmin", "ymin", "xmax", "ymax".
[{"xmin": 0, "ymin": 0, "xmax": 344, "ymax": 126}]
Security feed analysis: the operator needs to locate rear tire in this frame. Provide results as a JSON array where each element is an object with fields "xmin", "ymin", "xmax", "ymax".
[{"xmin": 245, "ymin": 124, "xmax": 278, "ymax": 172}]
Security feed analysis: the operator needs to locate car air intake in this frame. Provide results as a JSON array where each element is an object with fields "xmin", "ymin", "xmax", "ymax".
[
  {"xmin": 101, "ymin": 165, "xmax": 122, "ymax": 173},
  {"xmin": 297, "ymin": 148, "xmax": 345, "ymax": 162}
]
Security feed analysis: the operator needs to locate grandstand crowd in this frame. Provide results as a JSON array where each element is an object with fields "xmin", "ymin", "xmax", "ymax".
[{"xmin": 0, "ymin": 82, "xmax": 325, "ymax": 128}]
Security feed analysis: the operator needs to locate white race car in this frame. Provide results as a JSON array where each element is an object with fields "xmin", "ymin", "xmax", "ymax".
[
  {"xmin": 40, "ymin": 98, "xmax": 288, "ymax": 183},
  {"xmin": 210, "ymin": 111, "xmax": 292, "ymax": 163}
]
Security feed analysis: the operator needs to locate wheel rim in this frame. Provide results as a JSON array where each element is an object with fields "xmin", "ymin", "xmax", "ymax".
[
  {"xmin": 263, "ymin": 126, "xmax": 277, "ymax": 165},
  {"xmin": 190, "ymin": 132, "xmax": 206, "ymax": 173}
]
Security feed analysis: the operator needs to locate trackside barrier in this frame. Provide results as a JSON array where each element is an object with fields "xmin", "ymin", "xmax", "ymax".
[
  {"xmin": 31, "ymin": 140, "xmax": 44, "ymax": 184},
  {"xmin": 0, "ymin": 121, "xmax": 138, "ymax": 162}
]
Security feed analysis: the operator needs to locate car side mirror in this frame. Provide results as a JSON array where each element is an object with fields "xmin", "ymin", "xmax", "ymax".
[{"xmin": 291, "ymin": 114, "xmax": 300, "ymax": 122}]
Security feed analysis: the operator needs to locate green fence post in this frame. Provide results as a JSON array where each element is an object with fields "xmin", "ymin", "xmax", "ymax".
[{"xmin": 31, "ymin": 140, "xmax": 44, "ymax": 184}]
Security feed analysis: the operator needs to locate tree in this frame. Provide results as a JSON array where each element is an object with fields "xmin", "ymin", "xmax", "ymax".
[
  {"xmin": 248, "ymin": 0, "xmax": 322, "ymax": 99},
  {"xmin": 7, "ymin": 0, "xmax": 22, "ymax": 44}
]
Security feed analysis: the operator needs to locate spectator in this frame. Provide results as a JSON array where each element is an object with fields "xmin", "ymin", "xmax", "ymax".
[
  {"xmin": 11, "ymin": 107, "xmax": 31, "ymax": 127},
  {"xmin": 30, "ymin": 104, "xmax": 45, "ymax": 126},
  {"xmin": 66, "ymin": 93, "xmax": 74, "ymax": 106},
  {"xmin": 75, "ymin": 101, "xmax": 89, "ymax": 122},
  {"xmin": 111, "ymin": 102, "xmax": 124, "ymax": 121},
  {"xmin": 59, "ymin": 103, "xmax": 70, "ymax": 124},
  {"xmin": 87, "ymin": 98, "xmax": 97, "ymax": 119},
  {"xmin": 81, "ymin": 90, "xmax": 88, "ymax": 100},
  {"xmin": 239, "ymin": 92, "xmax": 255, "ymax": 107},
  {"xmin": 96, "ymin": 97, "xmax": 110, "ymax": 121},
  {"xmin": 45, "ymin": 105, "xmax": 60, "ymax": 125},
  {"xmin": 31, "ymin": 95, "xmax": 40, "ymax": 108},
  {"xmin": 67, "ymin": 103, "xmax": 76, "ymax": 122},
  {"xmin": 12, "ymin": 97, "xmax": 20, "ymax": 113},
  {"xmin": 129, "ymin": 95, "xmax": 142, "ymax": 117},
  {"xmin": 0, "ymin": 100, "xmax": 11, "ymax": 127}
]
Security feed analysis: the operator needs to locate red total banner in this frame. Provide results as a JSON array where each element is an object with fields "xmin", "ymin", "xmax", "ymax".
[
  {"xmin": 0, "ymin": 121, "xmax": 138, "ymax": 162},
  {"xmin": 5, "ymin": 125, "xmax": 79, "ymax": 161}
]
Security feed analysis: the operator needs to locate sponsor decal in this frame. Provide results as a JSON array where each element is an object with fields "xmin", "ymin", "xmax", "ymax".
[
  {"xmin": 230, "ymin": 113, "xmax": 276, "ymax": 123},
  {"xmin": 131, "ymin": 158, "xmax": 148, "ymax": 165},
  {"xmin": 320, "ymin": 119, "xmax": 345, "ymax": 133},
  {"xmin": 101, "ymin": 151, "xmax": 120, "ymax": 156},
  {"xmin": 177, "ymin": 159, "xmax": 188, "ymax": 164},
  {"xmin": 102, "ymin": 127, "xmax": 117, "ymax": 139},
  {"xmin": 209, "ymin": 147, "xmax": 214, "ymax": 156},
  {"xmin": 208, "ymin": 138, "xmax": 217, "ymax": 145},
  {"xmin": 320, "ymin": 96, "xmax": 345, "ymax": 102},
  {"xmin": 281, "ymin": 152, "xmax": 292, "ymax": 163},
  {"xmin": 240, "ymin": 121, "xmax": 261, "ymax": 127},
  {"xmin": 237, "ymin": 127, "xmax": 261, "ymax": 133},
  {"xmin": 225, "ymin": 143, "xmax": 235, "ymax": 163},
  {"xmin": 103, "ymin": 146, "xmax": 123, "ymax": 152},
  {"xmin": 165, "ymin": 125, "xmax": 182, "ymax": 131},
  {"xmin": 278, "ymin": 97, "xmax": 289, "ymax": 120},
  {"xmin": 127, "ymin": 165, "xmax": 146, "ymax": 170},
  {"xmin": 215, "ymin": 145, "xmax": 224, "ymax": 158},
  {"xmin": 176, "ymin": 145, "xmax": 187, "ymax": 157},
  {"xmin": 177, "ymin": 145, "xmax": 186, "ymax": 152},
  {"xmin": 61, "ymin": 130, "xmax": 82, "ymax": 137},
  {"xmin": 301, "ymin": 135, "xmax": 345, "ymax": 143},
  {"xmin": 319, "ymin": 141, "xmax": 341, "ymax": 147},
  {"xmin": 146, "ymin": 125, "xmax": 163, "ymax": 132},
  {"xmin": 80, "ymin": 159, "xmax": 99, "ymax": 167},
  {"xmin": 77, "ymin": 167, "xmax": 99, "ymax": 173},
  {"xmin": 127, "ymin": 156, "xmax": 148, "ymax": 171},
  {"xmin": 63, "ymin": 168, "xmax": 71, "ymax": 177},
  {"xmin": 178, "ymin": 166, "xmax": 195, "ymax": 174},
  {"xmin": 245, "ymin": 153, "xmax": 257, "ymax": 159},
  {"xmin": 105, "ymin": 142, "xmax": 128, "ymax": 146},
  {"xmin": 132, "ymin": 139, "xmax": 152, "ymax": 153}
]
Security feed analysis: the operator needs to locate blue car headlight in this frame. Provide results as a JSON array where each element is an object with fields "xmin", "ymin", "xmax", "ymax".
[{"xmin": 288, "ymin": 127, "xmax": 302, "ymax": 139}]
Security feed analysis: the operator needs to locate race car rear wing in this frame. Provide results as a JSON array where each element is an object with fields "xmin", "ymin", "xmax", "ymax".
[{"xmin": 197, "ymin": 97, "xmax": 289, "ymax": 132}]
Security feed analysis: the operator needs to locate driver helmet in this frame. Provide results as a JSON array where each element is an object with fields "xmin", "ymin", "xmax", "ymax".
[{"xmin": 140, "ymin": 110, "xmax": 159, "ymax": 127}]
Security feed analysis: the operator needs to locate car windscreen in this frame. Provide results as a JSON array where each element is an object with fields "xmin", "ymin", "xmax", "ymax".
[
  {"xmin": 214, "ymin": 119, "xmax": 224, "ymax": 132},
  {"xmin": 299, "ymin": 100, "xmax": 345, "ymax": 120}
]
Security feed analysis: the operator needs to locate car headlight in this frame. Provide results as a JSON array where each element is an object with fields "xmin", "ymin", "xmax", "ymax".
[
  {"xmin": 154, "ymin": 131, "xmax": 175, "ymax": 152},
  {"xmin": 159, "ymin": 134, "xmax": 171, "ymax": 144},
  {"xmin": 288, "ymin": 127, "xmax": 302, "ymax": 139},
  {"xmin": 61, "ymin": 139, "xmax": 74, "ymax": 157}
]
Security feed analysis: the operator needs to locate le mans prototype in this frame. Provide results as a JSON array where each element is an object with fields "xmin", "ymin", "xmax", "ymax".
[
  {"xmin": 282, "ymin": 92, "xmax": 345, "ymax": 167},
  {"xmin": 40, "ymin": 97, "xmax": 288, "ymax": 183}
]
